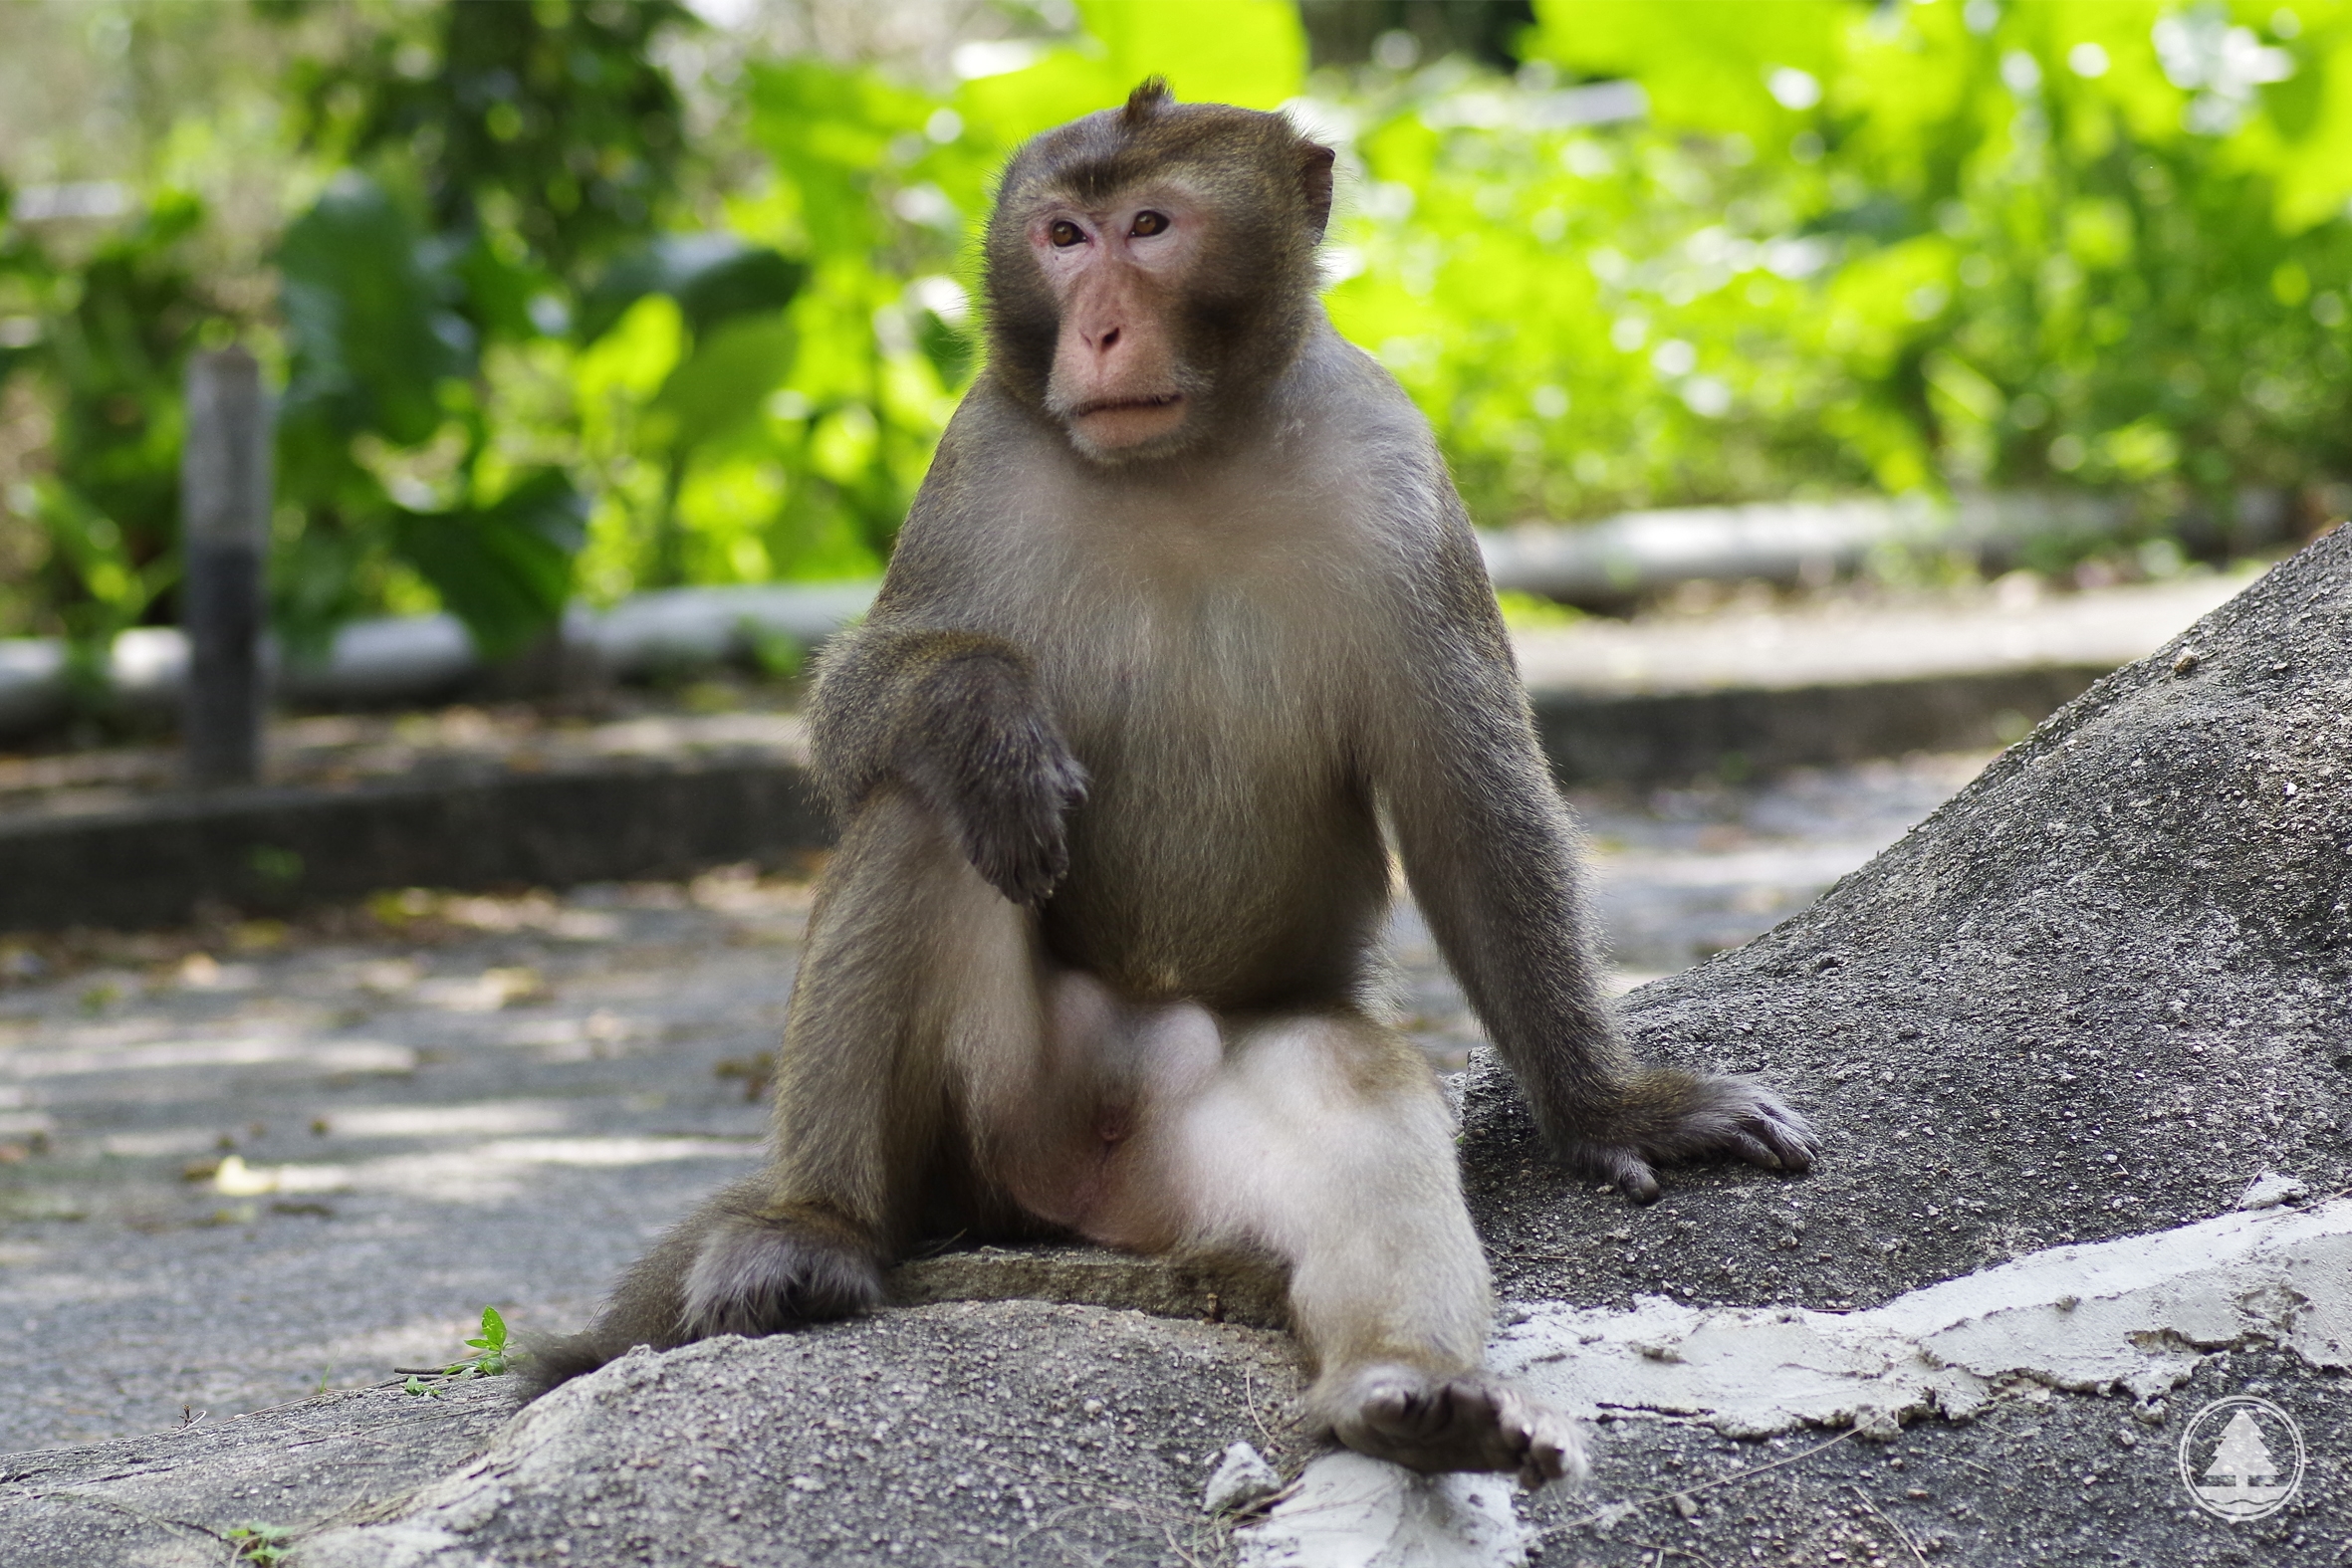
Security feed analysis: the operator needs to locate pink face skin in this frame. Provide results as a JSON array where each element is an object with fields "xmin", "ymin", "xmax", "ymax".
[{"xmin": 1031, "ymin": 189, "xmax": 1204, "ymax": 457}]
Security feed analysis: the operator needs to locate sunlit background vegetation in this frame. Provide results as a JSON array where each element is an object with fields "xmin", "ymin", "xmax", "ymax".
[{"xmin": 3, "ymin": 0, "xmax": 2350, "ymax": 669}]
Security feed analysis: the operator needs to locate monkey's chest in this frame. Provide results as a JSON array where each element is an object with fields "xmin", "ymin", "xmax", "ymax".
[{"xmin": 1039, "ymin": 647, "xmax": 1386, "ymax": 1008}]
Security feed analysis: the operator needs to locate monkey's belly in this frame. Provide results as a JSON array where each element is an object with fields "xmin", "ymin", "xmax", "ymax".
[{"xmin": 1041, "ymin": 801, "xmax": 1388, "ymax": 1009}]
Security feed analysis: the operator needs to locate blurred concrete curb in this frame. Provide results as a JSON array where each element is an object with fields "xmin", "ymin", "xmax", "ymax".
[
  {"xmin": 0, "ymin": 755, "xmax": 828, "ymax": 931},
  {"xmin": 0, "ymin": 562, "xmax": 2253, "ymax": 932},
  {"xmin": 0, "ymin": 658, "xmax": 2097, "ymax": 933}
]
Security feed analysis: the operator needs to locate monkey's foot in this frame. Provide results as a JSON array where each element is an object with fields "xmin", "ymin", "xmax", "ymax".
[
  {"xmin": 1323, "ymin": 1366, "xmax": 1586, "ymax": 1489},
  {"xmin": 683, "ymin": 1207, "xmax": 886, "ymax": 1338},
  {"xmin": 1566, "ymin": 1069, "xmax": 1820, "ymax": 1204}
]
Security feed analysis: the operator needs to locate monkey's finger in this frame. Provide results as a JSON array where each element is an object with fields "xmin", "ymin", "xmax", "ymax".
[
  {"xmin": 1748, "ymin": 1108, "xmax": 1820, "ymax": 1172},
  {"xmin": 1719, "ymin": 1128, "xmax": 1789, "ymax": 1170}
]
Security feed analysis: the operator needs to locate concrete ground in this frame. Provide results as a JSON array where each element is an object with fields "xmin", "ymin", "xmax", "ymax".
[{"xmin": 0, "ymin": 754, "xmax": 1973, "ymax": 1454}]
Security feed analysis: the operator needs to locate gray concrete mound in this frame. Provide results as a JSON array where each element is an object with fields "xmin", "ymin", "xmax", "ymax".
[
  {"xmin": 1, "ymin": 532, "xmax": 2346, "ymax": 1565},
  {"xmin": 298, "ymin": 1303, "xmax": 1304, "ymax": 1568},
  {"xmin": 1465, "ymin": 522, "xmax": 2351, "ymax": 1314}
]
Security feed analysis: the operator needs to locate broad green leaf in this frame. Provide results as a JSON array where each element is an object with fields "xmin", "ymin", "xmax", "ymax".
[
  {"xmin": 646, "ymin": 316, "xmax": 800, "ymax": 450},
  {"xmin": 1077, "ymin": 0, "xmax": 1306, "ymax": 110},
  {"xmin": 394, "ymin": 468, "xmax": 586, "ymax": 660},
  {"xmin": 278, "ymin": 173, "xmax": 471, "ymax": 447},
  {"xmin": 959, "ymin": 0, "xmax": 1306, "ymax": 146},
  {"xmin": 1530, "ymin": 0, "xmax": 1844, "ymax": 137},
  {"xmin": 579, "ymin": 235, "xmax": 808, "ymax": 344}
]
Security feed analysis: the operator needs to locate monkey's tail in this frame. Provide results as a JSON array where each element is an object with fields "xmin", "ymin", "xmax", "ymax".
[
  {"xmin": 513, "ymin": 1328, "xmax": 632, "ymax": 1402},
  {"xmin": 509, "ymin": 1183, "xmax": 890, "ymax": 1403}
]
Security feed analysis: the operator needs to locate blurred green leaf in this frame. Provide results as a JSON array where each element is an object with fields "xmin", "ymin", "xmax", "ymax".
[
  {"xmin": 279, "ymin": 172, "xmax": 470, "ymax": 447},
  {"xmin": 393, "ymin": 468, "xmax": 585, "ymax": 660},
  {"xmin": 646, "ymin": 316, "xmax": 800, "ymax": 451},
  {"xmin": 959, "ymin": 0, "xmax": 1306, "ymax": 145},
  {"xmin": 579, "ymin": 235, "xmax": 807, "ymax": 344}
]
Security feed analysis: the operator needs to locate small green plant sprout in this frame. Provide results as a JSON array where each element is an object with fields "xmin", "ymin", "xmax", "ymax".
[
  {"xmin": 454, "ymin": 1305, "xmax": 511, "ymax": 1376},
  {"xmin": 226, "ymin": 1521, "xmax": 292, "ymax": 1564},
  {"xmin": 397, "ymin": 1306, "xmax": 512, "ymax": 1395}
]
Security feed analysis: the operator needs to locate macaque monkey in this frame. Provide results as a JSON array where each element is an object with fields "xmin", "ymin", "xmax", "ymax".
[{"xmin": 525, "ymin": 81, "xmax": 1816, "ymax": 1486}]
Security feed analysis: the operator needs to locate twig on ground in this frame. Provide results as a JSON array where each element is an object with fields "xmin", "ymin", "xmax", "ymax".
[
  {"xmin": 1848, "ymin": 1481, "xmax": 1930, "ymax": 1568},
  {"xmin": 1242, "ymin": 1367, "xmax": 1276, "ymax": 1451},
  {"xmin": 1629, "ymin": 1541, "xmax": 1720, "ymax": 1567}
]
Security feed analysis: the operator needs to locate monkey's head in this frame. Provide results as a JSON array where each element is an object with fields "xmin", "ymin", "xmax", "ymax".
[{"xmin": 983, "ymin": 79, "xmax": 1336, "ymax": 463}]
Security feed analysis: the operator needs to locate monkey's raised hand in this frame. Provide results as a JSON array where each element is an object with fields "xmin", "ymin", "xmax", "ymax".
[
  {"xmin": 909, "ymin": 678, "xmax": 1089, "ymax": 907},
  {"xmin": 811, "ymin": 629, "xmax": 1088, "ymax": 907},
  {"xmin": 1566, "ymin": 1067, "xmax": 1818, "ymax": 1205}
]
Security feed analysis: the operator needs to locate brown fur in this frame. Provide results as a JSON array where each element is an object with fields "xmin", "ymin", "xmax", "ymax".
[{"xmin": 521, "ymin": 89, "xmax": 1814, "ymax": 1486}]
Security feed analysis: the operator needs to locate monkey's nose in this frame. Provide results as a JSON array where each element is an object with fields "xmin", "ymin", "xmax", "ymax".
[{"xmin": 1092, "ymin": 326, "xmax": 1122, "ymax": 354}]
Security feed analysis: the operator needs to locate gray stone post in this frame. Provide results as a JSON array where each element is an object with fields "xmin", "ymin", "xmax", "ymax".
[{"xmin": 180, "ymin": 346, "xmax": 271, "ymax": 787}]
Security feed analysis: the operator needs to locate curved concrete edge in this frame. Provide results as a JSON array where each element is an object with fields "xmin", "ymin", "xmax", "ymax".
[
  {"xmin": 1480, "ymin": 490, "xmax": 2292, "ymax": 602},
  {"xmin": 1492, "ymin": 1193, "xmax": 2350, "ymax": 1439},
  {"xmin": 0, "ymin": 756, "xmax": 830, "ymax": 931},
  {"xmin": 1230, "ymin": 1195, "xmax": 2349, "ymax": 1568},
  {"xmin": 0, "ymin": 581, "xmax": 884, "ymax": 738}
]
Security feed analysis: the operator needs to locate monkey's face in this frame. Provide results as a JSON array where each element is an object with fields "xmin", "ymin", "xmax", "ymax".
[
  {"xmin": 1027, "ymin": 186, "xmax": 1212, "ymax": 462},
  {"xmin": 983, "ymin": 89, "xmax": 1334, "ymax": 465}
]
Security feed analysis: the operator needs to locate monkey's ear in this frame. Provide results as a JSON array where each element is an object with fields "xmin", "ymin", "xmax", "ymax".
[
  {"xmin": 1299, "ymin": 141, "xmax": 1336, "ymax": 242},
  {"xmin": 1124, "ymin": 77, "xmax": 1173, "ymax": 124}
]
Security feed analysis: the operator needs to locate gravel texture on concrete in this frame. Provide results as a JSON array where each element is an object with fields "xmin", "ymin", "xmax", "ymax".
[
  {"xmin": 0, "ymin": 1379, "xmax": 514, "ymax": 1568},
  {"xmin": 295, "ymin": 1304, "xmax": 1305, "ymax": 1568}
]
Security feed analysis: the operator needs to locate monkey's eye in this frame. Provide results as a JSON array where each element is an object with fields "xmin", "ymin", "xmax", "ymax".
[
  {"xmin": 1049, "ymin": 219, "xmax": 1085, "ymax": 248},
  {"xmin": 1130, "ymin": 210, "xmax": 1169, "ymax": 237}
]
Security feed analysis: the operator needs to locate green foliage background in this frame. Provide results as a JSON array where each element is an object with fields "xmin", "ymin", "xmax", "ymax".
[{"xmin": 2, "ymin": 0, "xmax": 2349, "ymax": 671}]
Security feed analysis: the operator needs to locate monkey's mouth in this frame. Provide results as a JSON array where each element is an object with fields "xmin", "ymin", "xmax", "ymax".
[
  {"xmin": 1067, "ymin": 393, "xmax": 1190, "ymax": 454},
  {"xmin": 1070, "ymin": 393, "xmax": 1186, "ymax": 419}
]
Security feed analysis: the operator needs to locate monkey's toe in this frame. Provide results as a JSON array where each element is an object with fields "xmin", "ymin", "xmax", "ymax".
[
  {"xmin": 1333, "ymin": 1368, "xmax": 1586, "ymax": 1488},
  {"xmin": 1718, "ymin": 1081, "xmax": 1819, "ymax": 1173},
  {"xmin": 1578, "ymin": 1145, "xmax": 1664, "ymax": 1203}
]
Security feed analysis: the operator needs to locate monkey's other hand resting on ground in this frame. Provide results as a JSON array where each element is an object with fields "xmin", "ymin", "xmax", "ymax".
[
  {"xmin": 1325, "ymin": 1366, "xmax": 1587, "ymax": 1491},
  {"xmin": 1562, "ymin": 1067, "xmax": 1819, "ymax": 1205}
]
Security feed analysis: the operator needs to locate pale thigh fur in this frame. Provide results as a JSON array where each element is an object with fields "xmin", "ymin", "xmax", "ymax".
[{"xmin": 939, "ymin": 936, "xmax": 1494, "ymax": 1409}]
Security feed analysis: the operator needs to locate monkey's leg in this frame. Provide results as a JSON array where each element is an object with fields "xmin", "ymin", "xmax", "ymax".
[
  {"xmin": 1098, "ymin": 1011, "xmax": 1583, "ymax": 1488},
  {"xmin": 523, "ymin": 786, "xmax": 1042, "ymax": 1396}
]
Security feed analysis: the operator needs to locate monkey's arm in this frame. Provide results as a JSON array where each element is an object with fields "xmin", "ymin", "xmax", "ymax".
[
  {"xmin": 1380, "ymin": 529, "xmax": 1816, "ymax": 1200},
  {"xmin": 808, "ymin": 623, "xmax": 1087, "ymax": 906}
]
